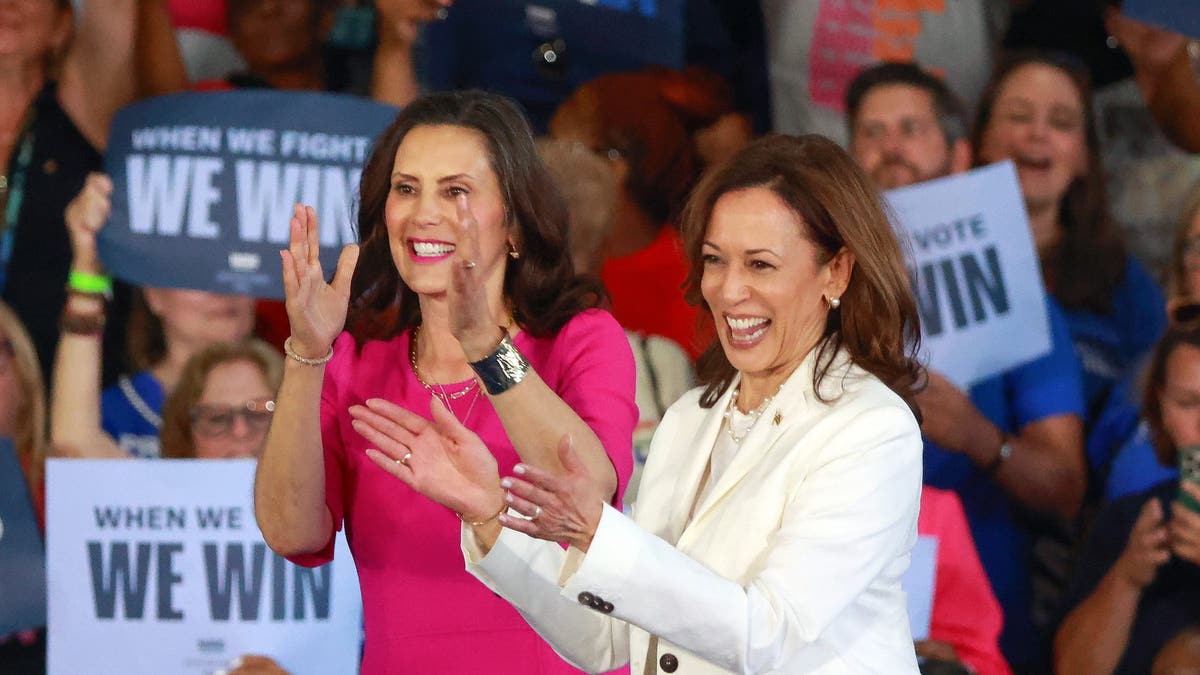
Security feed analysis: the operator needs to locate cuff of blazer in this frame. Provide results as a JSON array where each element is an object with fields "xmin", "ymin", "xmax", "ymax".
[{"xmin": 557, "ymin": 502, "xmax": 643, "ymax": 613}]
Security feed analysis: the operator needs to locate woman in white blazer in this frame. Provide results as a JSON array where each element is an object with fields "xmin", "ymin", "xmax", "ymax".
[{"xmin": 354, "ymin": 134, "xmax": 926, "ymax": 673}]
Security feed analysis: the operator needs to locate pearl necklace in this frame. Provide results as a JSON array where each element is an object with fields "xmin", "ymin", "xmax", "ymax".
[{"xmin": 722, "ymin": 382, "xmax": 782, "ymax": 444}]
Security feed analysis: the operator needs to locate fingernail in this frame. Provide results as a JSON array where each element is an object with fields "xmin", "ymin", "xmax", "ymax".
[
  {"xmin": 498, "ymin": 514, "xmax": 508, "ymax": 525},
  {"xmin": 505, "ymin": 493, "xmax": 514, "ymax": 503},
  {"xmin": 500, "ymin": 478, "xmax": 512, "ymax": 488},
  {"xmin": 513, "ymin": 464, "xmax": 527, "ymax": 475}
]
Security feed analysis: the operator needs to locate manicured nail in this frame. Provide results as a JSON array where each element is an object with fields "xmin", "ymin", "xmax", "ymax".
[
  {"xmin": 500, "ymin": 478, "xmax": 512, "ymax": 488},
  {"xmin": 505, "ymin": 493, "xmax": 515, "ymax": 503},
  {"xmin": 513, "ymin": 464, "xmax": 527, "ymax": 475}
]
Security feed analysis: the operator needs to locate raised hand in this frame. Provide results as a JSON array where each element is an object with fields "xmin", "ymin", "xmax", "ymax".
[
  {"xmin": 352, "ymin": 397, "xmax": 505, "ymax": 523},
  {"xmin": 1114, "ymin": 498, "xmax": 1170, "ymax": 590},
  {"xmin": 498, "ymin": 435, "xmax": 606, "ymax": 552},
  {"xmin": 279, "ymin": 204, "xmax": 359, "ymax": 358},
  {"xmin": 63, "ymin": 172, "xmax": 112, "ymax": 274},
  {"xmin": 448, "ymin": 194, "xmax": 506, "ymax": 360}
]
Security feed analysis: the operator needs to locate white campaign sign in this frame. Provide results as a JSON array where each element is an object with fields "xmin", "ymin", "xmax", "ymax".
[
  {"xmin": 886, "ymin": 161, "xmax": 1052, "ymax": 388},
  {"xmin": 46, "ymin": 459, "xmax": 362, "ymax": 675}
]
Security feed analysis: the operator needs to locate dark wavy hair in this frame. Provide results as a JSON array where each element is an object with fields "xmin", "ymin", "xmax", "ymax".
[
  {"xmin": 347, "ymin": 90, "xmax": 606, "ymax": 342},
  {"xmin": 681, "ymin": 134, "xmax": 924, "ymax": 418},
  {"xmin": 1144, "ymin": 323, "xmax": 1200, "ymax": 467},
  {"xmin": 971, "ymin": 50, "xmax": 1128, "ymax": 314}
]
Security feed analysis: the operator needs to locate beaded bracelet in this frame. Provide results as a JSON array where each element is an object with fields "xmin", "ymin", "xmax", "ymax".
[{"xmin": 283, "ymin": 336, "xmax": 334, "ymax": 366}]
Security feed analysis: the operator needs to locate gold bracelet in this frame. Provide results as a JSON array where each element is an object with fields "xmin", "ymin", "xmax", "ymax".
[{"xmin": 458, "ymin": 502, "xmax": 507, "ymax": 527}]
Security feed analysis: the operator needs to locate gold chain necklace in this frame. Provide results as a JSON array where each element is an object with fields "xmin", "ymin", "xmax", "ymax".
[{"xmin": 410, "ymin": 325, "xmax": 482, "ymax": 424}]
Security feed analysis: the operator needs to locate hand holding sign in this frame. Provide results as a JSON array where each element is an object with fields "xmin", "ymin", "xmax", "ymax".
[
  {"xmin": 64, "ymin": 173, "xmax": 113, "ymax": 275},
  {"xmin": 448, "ymin": 194, "xmax": 508, "ymax": 360},
  {"xmin": 279, "ymin": 204, "xmax": 359, "ymax": 358}
]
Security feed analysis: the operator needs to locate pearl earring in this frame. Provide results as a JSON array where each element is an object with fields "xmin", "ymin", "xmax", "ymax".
[{"xmin": 829, "ymin": 296, "xmax": 841, "ymax": 309}]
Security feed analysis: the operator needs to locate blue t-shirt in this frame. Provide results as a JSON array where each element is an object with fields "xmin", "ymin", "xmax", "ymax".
[
  {"xmin": 923, "ymin": 295, "xmax": 1085, "ymax": 667},
  {"xmin": 1059, "ymin": 255, "xmax": 1165, "ymax": 415},
  {"xmin": 1086, "ymin": 378, "xmax": 1179, "ymax": 501},
  {"xmin": 100, "ymin": 370, "xmax": 163, "ymax": 459}
]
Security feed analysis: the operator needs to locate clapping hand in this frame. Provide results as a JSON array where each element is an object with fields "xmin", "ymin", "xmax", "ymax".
[
  {"xmin": 448, "ymin": 194, "xmax": 508, "ymax": 360},
  {"xmin": 279, "ymin": 204, "xmax": 359, "ymax": 359},
  {"xmin": 499, "ymin": 435, "xmax": 606, "ymax": 552},
  {"xmin": 352, "ymin": 397, "xmax": 505, "ymax": 524}
]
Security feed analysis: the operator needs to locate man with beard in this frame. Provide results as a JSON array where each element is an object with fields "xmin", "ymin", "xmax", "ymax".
[{"xmin": 845, "ymin": 62, "xmax": 1089, "ymax": 673}]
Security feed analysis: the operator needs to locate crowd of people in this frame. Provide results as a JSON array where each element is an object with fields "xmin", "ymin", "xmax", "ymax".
[{"xmin": 4, "ymin": 1, "xmax": 1200, "ymax": 674}]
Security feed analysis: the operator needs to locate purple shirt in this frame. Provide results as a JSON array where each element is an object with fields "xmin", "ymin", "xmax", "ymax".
[{"xmin": 292, "ymin": 309, "xmax": 637, "ymax": 675}]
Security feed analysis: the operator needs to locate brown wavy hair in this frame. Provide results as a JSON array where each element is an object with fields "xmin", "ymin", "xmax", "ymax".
[
  {"xmin": 347, "ymin": 90, "xmax": 605, "ymax": 342},
  {"xmin": 1143, "ymin": 323, "xmax": 1200, "ymax": 467},
  {"xmin": 681, "ymin": 135, "xmax": 924, "ymax": 417},
  {"xmin": 160, "ymin": 339, "xmax": 282, "ymax": 459},
  {"xmin": 971, "ymin": 50, "xmax": 1128, "ymax": 314}
]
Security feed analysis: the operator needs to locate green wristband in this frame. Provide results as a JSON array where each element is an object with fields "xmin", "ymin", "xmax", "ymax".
[{"xmin": 67, "ymin": 270, "xmax": 113, "ymax": 297}]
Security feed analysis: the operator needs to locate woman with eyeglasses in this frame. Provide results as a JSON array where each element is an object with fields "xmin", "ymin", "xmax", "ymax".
[
  {"xmin": 51, "ymin": 174, "xmax": 257, "ymax": 459},
  {"xmin": 159, "ymin": 339, "xmax": 281, "ymax": 460},
  {"xmin": 1056, "ymin": 322, "xmax": 1200, "ymax": 675}
]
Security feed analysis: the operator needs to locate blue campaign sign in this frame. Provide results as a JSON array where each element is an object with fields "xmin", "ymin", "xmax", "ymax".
[
  {"xmin": 100, "ymin": 91, "xmax": 397, "ymax": 299},
  {"xmin": 1124, "ymin": 0, "xmax": 1200, "ymax": 39},
  {"xmin": 0, "ymin": 438, "xmax": 47, "ymax": 634}
]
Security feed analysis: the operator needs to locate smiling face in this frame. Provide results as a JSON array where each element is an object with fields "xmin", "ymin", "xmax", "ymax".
[
  {"xmin": 977, "ymin": 63, "xmax": 1089, "ymax": 213},
  {"xmin": 700, "ymin": 187, "xmax": 849, "ymax": 380},
  {"xmin": 143, "ymin": 289, "xmax": 256, "ymax": 350},
  {"xmin": 385, "ymin": 124, "xmax": 511, "ymax": 297}
]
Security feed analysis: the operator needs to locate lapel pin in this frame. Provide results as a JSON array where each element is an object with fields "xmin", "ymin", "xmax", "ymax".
[{"xmin": 773, "ymin": 411, "xmax": 782, "ymax": 426}]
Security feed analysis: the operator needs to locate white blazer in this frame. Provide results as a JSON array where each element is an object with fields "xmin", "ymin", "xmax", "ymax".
[{"xmin": 464, "ymin": 348, "xmax": 923, "ymax": 674}]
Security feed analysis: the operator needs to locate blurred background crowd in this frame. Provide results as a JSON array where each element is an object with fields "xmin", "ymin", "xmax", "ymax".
[{"xmin": 5, "ymin": 0, "xmax": 1200, "ymax": 673}]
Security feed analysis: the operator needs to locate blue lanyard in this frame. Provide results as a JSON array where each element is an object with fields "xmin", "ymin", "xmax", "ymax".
[{"xmin": 0, "ymin": 127, "xmax": 35, "ymax": 294}]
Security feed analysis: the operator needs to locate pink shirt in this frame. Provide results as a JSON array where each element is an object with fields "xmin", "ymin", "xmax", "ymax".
[
  {"xmin": 919, "ymin": 487, "xmax": 1011, "ymax": 675},
  {"xmin": 293, "ymin": 309, "xmax": 637, "ymax": 675}
]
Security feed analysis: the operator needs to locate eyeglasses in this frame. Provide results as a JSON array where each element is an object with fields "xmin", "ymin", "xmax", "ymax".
[{"xmin": 189, "ymin": 399, "xmax": 275, "ymax": 438}]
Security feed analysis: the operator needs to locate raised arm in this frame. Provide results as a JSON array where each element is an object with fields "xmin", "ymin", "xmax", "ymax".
[
  {"xmin": 254, "ymin": 206, "xmax": 359, "ymax": 557},
  {"xmin": 370, "ymin": 0, "xmax": 427, "ymax": 107},
  {"xmin": 50, "ymin": 174, "xmax": 125, "ymax": 459},
  {"xmin": 134, "ymin": 0, "xmax": 191, "ymax": 98},
  {"xmin": 447, "ymin": 196, "xmax": 630, "ymax": 501},
  {"xmin": 57, "ymin": 0, "xmax": 138, "ymax": 150}
]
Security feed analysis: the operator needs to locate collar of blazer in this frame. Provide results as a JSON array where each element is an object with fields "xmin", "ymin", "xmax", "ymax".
[{"xmin": 669, "ymin": 343, "xmax": 859, "ymax": 542}]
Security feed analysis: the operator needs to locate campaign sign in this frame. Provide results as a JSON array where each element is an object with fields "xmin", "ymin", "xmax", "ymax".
[
  {"xmin": 46, "ymin": 459, "xmax": 362, "ymax": 675},
  {"xmin": 0, "ymin": 438, "xmax": 46, "ymax": 634},
  {"xmin": 1123, "ymin": 0, "xmax": 1200, "ymax": 40},
  {"xmin": 100, "ymin": 90, "xmax": 397, "ymax": 299},
  {"xmin": 885, "ymin": 161, "xmax": 1052, "ymax": 388},
  {"xmin": 901, "ymin": 536, "xmax": 938, "ymax": 642}
]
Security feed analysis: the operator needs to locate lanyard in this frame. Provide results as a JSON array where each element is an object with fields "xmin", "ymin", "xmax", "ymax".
[{"xmin": 0, "ymin": 124, "xmax": 35, "ymax": 294}]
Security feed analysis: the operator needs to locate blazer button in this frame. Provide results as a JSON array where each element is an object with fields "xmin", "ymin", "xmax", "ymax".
[
  {"xmin": 659, "ymin": 653, "xmax": 679, "ymax": 672},
  {"xmin": 577, "ymin": 592, "xmax": 595, "ymax": 606},
  {"xmin": 600, "ymin": 601, "xmax": 614, "ymax": 614}
]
